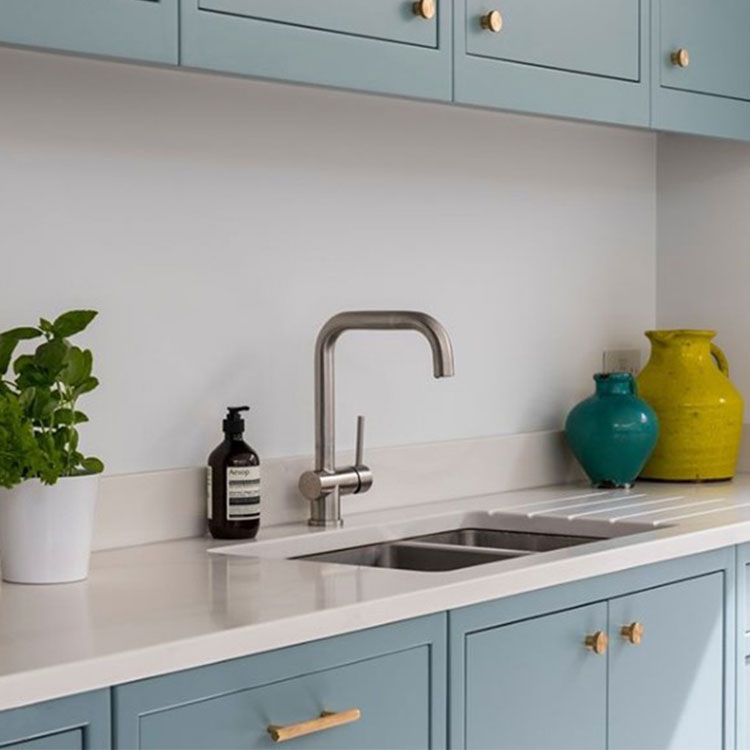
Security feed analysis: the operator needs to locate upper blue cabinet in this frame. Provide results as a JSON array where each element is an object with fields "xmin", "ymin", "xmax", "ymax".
[
  {"xmin": 453, "ymin": 0, "xmax": 649, "ymax": 127},
  {"xmin": 652, "ymin": 0, "xmax": 750, "ymax": 140},
  {"xmin": 0, "ymin": 0, "xmax": 178, "ymax": 64},
  {"xmin": 180, "ymin": 0, "xmax": 452, "ymax": 101}
]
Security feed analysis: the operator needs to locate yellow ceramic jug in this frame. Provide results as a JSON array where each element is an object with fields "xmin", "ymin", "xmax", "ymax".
[{"xmin": 637, "ymin": 330, "xmax": 743, "ymax": 481}]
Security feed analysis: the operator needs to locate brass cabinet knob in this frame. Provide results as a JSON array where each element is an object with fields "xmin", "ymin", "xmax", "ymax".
[
  {"xmin": 480, "ymin": 10, "xmax": 503, "ymax": 32},
  {"xmin": 670, "ymin": 48, "xmax": 690, "ymax": 68},
  {"xmin": 412, "ymin": 0, "xmax": 435, "ymax": 20},
  {"xmin": 585, "ymin": 631, "xmax": 608, "ymax": 654},
  {"xmin": 620, "ymin": 622, "xmax": 644, "ymax": 645}
]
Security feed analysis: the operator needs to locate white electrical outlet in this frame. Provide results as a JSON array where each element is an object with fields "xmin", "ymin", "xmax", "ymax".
[{"xmin": 602, "ymin": 349, "xmax": 641, "ymax": 375}]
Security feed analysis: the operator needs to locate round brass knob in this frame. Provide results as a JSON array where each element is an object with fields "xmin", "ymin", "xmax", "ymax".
[
  {"xmin": 412, "ymin": 0, "xmax": 435, "ymax": 20},
  {"xmin": 585, "ymin": 631, "xmax": 608, "ymax": 654},
  {"xmin": 670, "ymin": 48, "xmax": 690, "ymax": 68},
  {"xmin": 480, "ymin": 10, "xmax": 503, "ymax": 33},
  {"xmin": 620, "ymin": 622, "xmax": 644, "ymax": 645}
]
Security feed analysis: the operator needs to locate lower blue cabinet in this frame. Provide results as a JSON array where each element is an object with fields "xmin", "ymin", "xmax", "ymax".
[
  {"xmin": 450, "ymin": 548, "xmax": 734, "ymax": 750},
  {"xmin": 0, "ymin": 691, "xmax": 110, "ymax": 750},
  {"xmin": 112, "ymin": 614, "xmax": 446, "ymax": 749}
]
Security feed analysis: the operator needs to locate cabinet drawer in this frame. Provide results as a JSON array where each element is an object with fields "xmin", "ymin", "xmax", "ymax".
[
  {"xmin": 659, "ymin": 0, "xmax": 750, "ymax": 102},
  {"xmin": 181, "ymin": 0, "xmax": 451, "ymax": 102},
  {"xmin": 113, "ymin": 615, "xmax": 446, "ymax": 750},
  {"xmin": 1, "ymin": 730, "xmax": 82, "ymax": 750},
  {"xmin": 465, "ymin": 0, "xmax": 640, "ymax": 81},
  {"xmin": 197, "ymin": 0, "xmax": 436, "ymax": 48},
  {"xmin": 0, "ymin": 691, "xmax": 110, "ymax": 750},
  {"xmin": 0, "ymin": 0, "xmax": 178, "ymax": 64}
]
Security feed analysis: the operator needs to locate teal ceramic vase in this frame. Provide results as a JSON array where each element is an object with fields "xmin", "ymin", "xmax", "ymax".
[{"xmin": 565, "ymin": 372, "xmax": 659, "ymax": 488}]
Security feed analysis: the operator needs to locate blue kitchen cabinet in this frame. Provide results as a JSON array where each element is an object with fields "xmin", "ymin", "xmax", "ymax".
[
  {"xmin": 0, "ymin": 691, "xmax": 110, "ymax": 750},
  {"xmin": 180, "ymin": 0, "xmax": 452, "ymax": 101},
  {"xmin": 608, "ymin": 572, "xmax": 725, "ymax": 749},
  {"xmin": 450, "ymin": 548, "xmax": 734, "ymax": 749},
  {"xmin": 453, "ymin": 0, "xmax": 649, "ymax": 127},
  {"xmin": 0, "ymin": 1, "xmax": 178, "ymax": 65},
  {"xmin": 113, "ymin": 614, "xmax": 446, "ymax": 749},
  {"xmin": 652, "ymin": 0, "xmax": 750, "ymax": 140},
  {"xmin": 736, "ymin": 544, "xmax": 750, "ymax": 750}
]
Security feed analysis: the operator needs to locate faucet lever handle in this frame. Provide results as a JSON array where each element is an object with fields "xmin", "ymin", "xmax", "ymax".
[{"xmin": 355, "ymin": 415, "xmax": 365, "ymax": 467}]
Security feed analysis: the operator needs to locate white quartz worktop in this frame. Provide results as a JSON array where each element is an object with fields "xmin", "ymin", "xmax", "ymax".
[{"xmin": 4, "ymin": 477, "xmax": 750, "ymax": 711}]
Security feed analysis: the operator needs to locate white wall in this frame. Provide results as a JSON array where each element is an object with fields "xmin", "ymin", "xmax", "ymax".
[
  {"xmin": 1, "ymin": 48, "xmax": 657, "ymax": 474},
  {"xmin": 657, "ymin": 134, "xmax": 750, "ymax": 422}
]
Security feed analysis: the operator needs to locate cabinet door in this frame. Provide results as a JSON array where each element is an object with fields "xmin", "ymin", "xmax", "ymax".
[
  {"xmin": 652, "ymin": 0, "xmax": 750, "ymax": 140},
  {"xmin": 454, "ymin": 0, "xmax": 649, "ymax": 127},
  {"xmin": 463, "ymin": 603, "xmax": 607, "ymax": 749},
  {"xmin": 609, "ymin": 572, "xmax": 725, "ymax": 750},
  {"xmin": 0, "ymin": 691, "xmax": 110, "ymax": 750},
  {"xmin": 113, "ymin": 615, "xmax": 446, "ymax": 750},
  {"xmin": 180, "ymin": 0, "xmax": 451, "ymax": 101},
  {"xmin": 0, "ymin": 1, "xmax": 178, "ymax": 64}
]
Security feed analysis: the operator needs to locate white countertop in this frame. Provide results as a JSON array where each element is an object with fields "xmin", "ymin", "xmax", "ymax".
[{"xmin": 4, "ymin": 476, "xmax": 750, "ymax": 711}]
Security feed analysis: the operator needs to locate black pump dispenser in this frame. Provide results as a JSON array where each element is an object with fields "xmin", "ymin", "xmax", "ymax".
[
  {"xmin": 207, "ymin": 406, "xmax": 261, "ymax": 540},
  {"xmin": 223, "ymin": 406, "xmax": 249, "ymax": 436}
]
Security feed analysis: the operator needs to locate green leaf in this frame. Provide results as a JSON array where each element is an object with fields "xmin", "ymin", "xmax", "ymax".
[
  {"xmin": 73, "ymin": 376, "xmax": 99, "ymax": 397},
  {"xmin": 13, "ymin": 354, "xmax": 35, "ymax": 375},
  {"xmin": 0, "ymin": 328, "xmax": 42, "ymax": 376},
  {"xmin": 53, "ymin": 409, "xmax": 89, "ymax": 426},
  {"xmin": 18, "ymin": 387, "xmax": 35, "ymax": 411},
  {"xmin": 38, "ymin": 319, "xmax": 54, "ymax": 334},
  {"xmin": 34, "ymin": 339, "xmax": 68, "ymax": 374},
  {"xmin": 52, "ymin": 310, "xmax": 98, "ymax": 338},
  {"xmin": 81, "ymin": 457, "xmax": 104, "ymax": 475}
]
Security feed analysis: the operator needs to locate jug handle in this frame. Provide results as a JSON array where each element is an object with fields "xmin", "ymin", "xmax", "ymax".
[{"xmin": 711, "ymin": 343, "xmax": 730, "ymax": 377}]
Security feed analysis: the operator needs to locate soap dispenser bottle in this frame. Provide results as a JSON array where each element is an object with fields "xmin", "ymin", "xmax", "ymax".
[{"xmin": 207, "ymin": 406, "xmax": 260, "ymax": 540}]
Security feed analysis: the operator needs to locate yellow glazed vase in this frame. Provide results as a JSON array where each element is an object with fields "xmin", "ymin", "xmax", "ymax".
[{"xmin": 637, "ymin": 330, "xmax": 743, "ymax": 481}]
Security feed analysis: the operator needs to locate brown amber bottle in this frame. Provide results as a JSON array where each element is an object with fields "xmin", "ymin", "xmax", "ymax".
[{"xmin": 207, "ymin": 406, "xmax": 260, "ymax": 539}]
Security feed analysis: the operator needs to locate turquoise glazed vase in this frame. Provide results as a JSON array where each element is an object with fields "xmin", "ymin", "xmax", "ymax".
[{"xmin": 565, "ymin": 373, "xmax": 659, "ymax": 488}]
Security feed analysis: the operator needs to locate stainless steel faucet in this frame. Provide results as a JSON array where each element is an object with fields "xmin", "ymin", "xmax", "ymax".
[{"xmin": 298, "ymin": 311, "xmax": 455, "ymax": 527}]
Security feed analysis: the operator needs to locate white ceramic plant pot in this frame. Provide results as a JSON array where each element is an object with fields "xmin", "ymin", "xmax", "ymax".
[{"xmin": 0, "ymin": 475, "xmax": 98, "ymax": 584}]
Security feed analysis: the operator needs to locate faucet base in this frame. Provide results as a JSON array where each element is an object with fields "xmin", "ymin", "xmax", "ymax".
[{"xmin": 308, "ymin": 518, "xmax": 344, "ymax": 528}]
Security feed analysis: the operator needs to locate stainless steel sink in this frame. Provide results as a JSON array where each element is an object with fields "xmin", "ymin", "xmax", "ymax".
[
  {"xmin": 411, "ymin": 528, "xmax": 599, "ymax": 553},
  {"xmin": 296, "ymin": 528, "xmax": 603, "ymax": 572}
]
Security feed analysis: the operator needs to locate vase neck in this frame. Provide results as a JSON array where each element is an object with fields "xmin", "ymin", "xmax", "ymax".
[{"xmin": 594, "ymin": 372, "xmax": 635, "ymax": 396}]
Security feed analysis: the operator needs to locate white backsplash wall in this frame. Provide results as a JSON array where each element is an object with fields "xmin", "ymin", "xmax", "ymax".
[
  {"xmin": 657, "ymin": 134, "xmax": 750, "ymax": 427},
  {"xmin": 1, "ymin": 47, "xmax": 657, "ymax": 474}
]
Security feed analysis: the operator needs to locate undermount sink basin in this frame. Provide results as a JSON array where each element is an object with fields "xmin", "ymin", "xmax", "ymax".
[
  {"xmin": 296, "ymin": 528, "xmax": 603, "ymax": 572},
  {"xmin": 212, "ymin": 507, "xmax": 651, "ymax": 573}
]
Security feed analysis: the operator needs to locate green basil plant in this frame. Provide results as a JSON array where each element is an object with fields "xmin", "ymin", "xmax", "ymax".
[{"xmin": 0, "ymin": 310, "xmax": 104, "ymax": 489}]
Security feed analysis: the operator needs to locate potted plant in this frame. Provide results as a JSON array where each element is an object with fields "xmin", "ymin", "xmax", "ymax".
[{"xmin": 0, "ymin": 310, "xmax": 103, "ymax": 584}]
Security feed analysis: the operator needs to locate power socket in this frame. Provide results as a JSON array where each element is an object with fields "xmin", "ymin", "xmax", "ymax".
[{"xmin": 603, "ymin": 349, "xmax": 641, "ymax": 376}]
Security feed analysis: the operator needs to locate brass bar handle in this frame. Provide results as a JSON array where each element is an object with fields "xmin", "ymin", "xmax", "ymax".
[
  {"xmin": 621, "ymin": 622, "xmax": 644, "ymax": 645},
  {"xmin": 670, "ymin": 48, "xmax": 690, "ymax": 68},
  {"xmin": 585, "ymin": 631, "xmax": 608, "ymax": 654},
  {"xmin": 267, "ymin": 708, "xmax": 362, "ymax": 743},
  {"xmin": 412, "ymin": 0, "xmax": 435, "ymax": 20}
]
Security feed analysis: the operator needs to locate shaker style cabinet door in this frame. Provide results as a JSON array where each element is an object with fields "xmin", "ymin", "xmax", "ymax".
[
  {"xmin": 0, "ymin": 691, "xmax": 111, "ymax": 750},
  {"xmin": 608, "ymin": 572, "xmax": 725, "ymax": 750},
  {"xmin": 113, "ymin": 615, "xmax": 446, "ymax": 750},
  {"xmin": 453, "ymin": 0, "xmax": 649, "ymax": 127},
  {"xmin": 653, "ymin": 0, "xmax": 750, "ymax": 140},
  {"xmin": 0, "ymin": 1, "xmax": 178, "ymax": 64},
  {"xmin": 462, "ymin": 603, "xmax": 608, "ymax": 749},
  {"xmin": 179, "ymin": 0, "xmax": 451, "ymax": 101}
]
